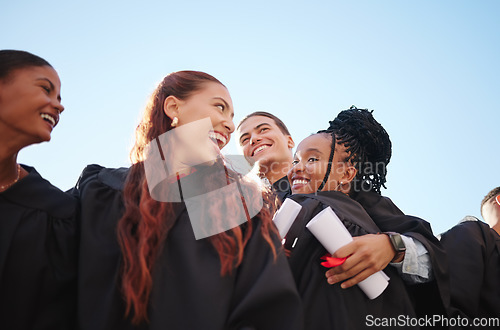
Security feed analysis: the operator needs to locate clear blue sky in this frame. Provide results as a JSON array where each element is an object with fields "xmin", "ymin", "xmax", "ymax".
[{"xmin": 3, "ymin": 0, "xmax": 499, "ymax": 235}]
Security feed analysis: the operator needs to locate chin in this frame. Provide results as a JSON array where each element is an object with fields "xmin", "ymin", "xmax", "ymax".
[
  {"xmin": 291, "ymin": 187, "xmax": 313, "ymax": 195},
  {"xmin": 32, "ymin": 133, "xmax": 51, "ymax": 144},
  {"xmin": 254, "ymin": 156, "xmax": 271, "ymax": 167}
]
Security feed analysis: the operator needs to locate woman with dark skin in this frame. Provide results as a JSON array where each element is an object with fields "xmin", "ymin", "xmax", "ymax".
[
  {"xmin": 284, "ymin": 132, "xmax": 417, "ymax": 329},
  {"xmin": 0, "ymin": 50, "xmax": 77, "ymax": 329}
]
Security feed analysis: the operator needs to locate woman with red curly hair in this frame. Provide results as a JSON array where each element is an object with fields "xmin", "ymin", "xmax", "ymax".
[{"xmin": 73, "ymin": 71, "xmax": 303, "ymax": 330}]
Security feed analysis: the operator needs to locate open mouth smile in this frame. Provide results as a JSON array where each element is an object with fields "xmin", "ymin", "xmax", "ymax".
[
  {"xmin": 40, "ymin": 113, "xmax": 58, "ymax": 128},
  {"xmin": 208, "ymin": 131, "xmax": 228, "ymax": 149},
  {"xmin": 252, "ymin": 144, "xmax": 271, "ymax": 156},
  {"xmin": 291, "ymin": 177, "xmax": 310, "ymax": 190}
]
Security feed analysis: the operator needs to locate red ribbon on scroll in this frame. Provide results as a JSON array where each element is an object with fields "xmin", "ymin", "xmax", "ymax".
[{"xmin": 320, "ymin": 254, "xmax": 348, "ymax": 268}]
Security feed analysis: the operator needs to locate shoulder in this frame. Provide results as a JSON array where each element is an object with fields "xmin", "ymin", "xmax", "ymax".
[
  {"xmin": 74, "ymin": 164, "xmax": 130, "ymax": 193},
  {"xmin": 353, "ymin": 190, "xmax": 404, "ymax": 216},
  {"xmin": 442, "ymin": 216, "xmax": 486, "ymax": 236},
  {"xmin": 290, "ymin": 190, "xmax": 353, "ymax": 207},
  {"xmin": 290, "ymin": 191, "xmax": 368, "ymax": 217},
  {"xmin": 440, "ymin": 216, "xmax": 496, "ymax": 248},
  {"xmin": 288, "ymin": 191, "xmax": 380, "ymax": 233},
  {"xmin": 3, "ymin": 165, "xmax": 77, "ymax": 219}
]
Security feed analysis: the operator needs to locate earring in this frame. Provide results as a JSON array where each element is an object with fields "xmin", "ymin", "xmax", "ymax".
[{"xmin": 171, "ymin": 117, "xmax": 178, "ymax": 127}]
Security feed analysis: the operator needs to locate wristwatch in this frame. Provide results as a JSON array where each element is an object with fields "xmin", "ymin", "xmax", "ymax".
[{"xmin": 384, "ymin": 232, "xmax": 406, "ymax": 262}]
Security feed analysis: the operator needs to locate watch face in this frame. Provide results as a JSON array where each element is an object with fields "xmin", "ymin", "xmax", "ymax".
[{"xmin": 390, "ymin": 234, "xmax": 406, "ymax": 252}]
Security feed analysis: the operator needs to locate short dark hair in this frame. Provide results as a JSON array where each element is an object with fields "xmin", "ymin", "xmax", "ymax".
[
  {"xmin": 237, "ymin": 111, "xmax": 291, "ymax": 136},
  {"xmin": 481, "ymin": 186, "xmax": 500, "ymax": 217},
  {"xmin": 318, "ymin": 105, "xmax": 392, "ymax": 194},
  {"xmin": 0, "ymin": 50, "xmax": 52, "ymax": 80}
]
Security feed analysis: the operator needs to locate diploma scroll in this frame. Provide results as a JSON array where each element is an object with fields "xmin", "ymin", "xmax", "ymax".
[
  {"xmin": 272, "ymin": 198, "xmax": 303, "ymax": 239},
  {"xmin": 306, "ymin": 207, "xmax": 390, "ymax": 299}
]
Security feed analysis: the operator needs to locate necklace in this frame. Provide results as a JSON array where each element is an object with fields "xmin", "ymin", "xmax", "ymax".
[{"xmin": 0, "ymin": 164, "xmax": 21, "ymax": 192}]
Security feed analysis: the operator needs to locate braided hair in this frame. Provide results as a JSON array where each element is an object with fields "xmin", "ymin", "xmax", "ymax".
[{"xmin": 317, "ymin": 106, "xmax": 392, "ymax": 194}]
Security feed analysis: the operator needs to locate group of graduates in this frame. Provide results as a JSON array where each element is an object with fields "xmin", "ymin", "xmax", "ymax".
[
  {"xmin": 0, "ymin": 49, "xmax": 499, "ymax": 330},
  {"xmin": 237, "ymin": 111, "xmax": 500, "ymax": 329}
]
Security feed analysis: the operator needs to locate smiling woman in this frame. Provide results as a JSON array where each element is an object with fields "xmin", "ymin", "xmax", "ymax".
[
  {"xmin": 73, "ymin": 71, "xmax": 303, "ymax": 330},
  {"xmin": 0, "ymin": 50, "xmax": 77, "ymax": 329}
]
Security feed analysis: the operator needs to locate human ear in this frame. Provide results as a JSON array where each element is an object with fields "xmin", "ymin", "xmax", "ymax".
[
  {"xmin": 163, "ymin": 95, "xmax": 181, "ymax": 121},
  {"xmin": 336, "ymin": 165, "xmax": 357, "ymax": 194},
  {"xmin": 340, "ymin": 165, "xmax": 357, "ymax": 184},
  {"xmin": 287, "ymin": 135, "xmax": 295, "ymax": 149}
]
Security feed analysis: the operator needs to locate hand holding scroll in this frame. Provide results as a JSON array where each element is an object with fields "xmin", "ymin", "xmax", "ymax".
[{"xmin": 325, "ymin": 234, "xmax": 396, "ymax": 288}]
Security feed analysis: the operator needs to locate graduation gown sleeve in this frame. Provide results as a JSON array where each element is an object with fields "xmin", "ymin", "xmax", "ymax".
[
  {"xmin": 72, "ymin": 165, "xmax": 141, "ymax": 330},
  {"xmin": 0, "ymin": 165, "xmax": 78, "ymax": 330},
  {"xmin": 74, "ymin": 164, "xmax": 303, "ymax": 330},
  {"xmin": 440, "ymin": 218, "xmax": 500, "ymax": 326},
  {"xmin": 284, "ymin": 191, "xmax": 417, "ymax": 330},
  {"xmin": 353, "ymin": 190, "xmax": 451, "ymax": 321}
]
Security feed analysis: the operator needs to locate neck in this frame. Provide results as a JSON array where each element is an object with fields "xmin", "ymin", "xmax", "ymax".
[
  {"xmin": 490, "ymin": 218, "xmax": 500, "ymax": 236},
  {"xmin": 259, "ymin": 160, "xmax": 292, "ymax": 184},
  {"xmin": 0, "ymin": 130, "xmax": 25, "ymax": 189},
  {"xmin": 0, "ymin": 143, "xmax": 19, "ymax": 171},
  {"xmin": 0, "ymin": 156, "xmax": 20, "ymax": 191},
  {"xmin": 0, "ymin": 127, "xmax": 30, "ymax": 164}
]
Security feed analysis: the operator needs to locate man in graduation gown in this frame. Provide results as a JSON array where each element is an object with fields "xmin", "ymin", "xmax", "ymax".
[
  {"xmin": 237, "ymin": 111, "xmax": 294, "ymax": 201},
  {"xmin": 440, "ymin": 187, "xmax": 500, "ymax": 328}
]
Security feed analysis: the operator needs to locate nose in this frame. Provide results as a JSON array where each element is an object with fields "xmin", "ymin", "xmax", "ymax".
[
  {"xmin": 52, "ymin": 97, "xmax": 64, "ymax": 114},
  {"xmin": 291, "ymin": 159, "xmax": 305, "ymax": 173},
  {"xmin": 56, "ymin": 103, "xmax": 64, "ymax": 114},
  {"xmin": 250, "ymin": 133, "xmax": 262, "ymax": 145},
  {"xmin": 224, "ymin": 118, "xmax": 235, "ymax": 134},
  {"xmin": 287, "ymin": 159, "xmax": 303, "ymax": 179}
]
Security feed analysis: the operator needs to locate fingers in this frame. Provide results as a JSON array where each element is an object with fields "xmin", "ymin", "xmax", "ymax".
[
  {"xmin": 336, "ymin": 268, "xmax": 376, "ymax": 288},
  {"xmin": 331, "ymin": 240, "xmax": 357, "ymax": 259},
  {"xmin": 325, "ymin": 256, "xmax": 365, "ymax": 286},
  {"xmin": 324, "ymin": 234, "xmax": 392, "ymax": 288}
]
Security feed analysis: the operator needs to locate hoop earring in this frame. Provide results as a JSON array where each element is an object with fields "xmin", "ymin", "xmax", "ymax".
[{"xmin": 171, "ymin": 117, "xmax": 178, "ymax": 127}]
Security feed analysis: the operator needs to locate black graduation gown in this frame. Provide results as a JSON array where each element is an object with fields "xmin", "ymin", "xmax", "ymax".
[
  {"xmin": 0, "ymin": 165, "xmax": 78, "ymax": 330},
  {"xmin": 440, "ymin": 218, "xmax": 500, "ymax": 328},
  {"xmin": 74, "ymin": 164, "xmax": 303, "ymax": 330},
  {"xmin": 284, "ymin": 191, "xmax": 417, "ymax": 330},
  {"xmin": 353, "ymin": 190, "xmax": 451, "ymax": 323},
  {"xmin": 272, "ymin": 176, "xmax": 291, "ymax": 202}
]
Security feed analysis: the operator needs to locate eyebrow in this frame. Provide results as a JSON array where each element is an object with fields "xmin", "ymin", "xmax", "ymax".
[
  {"xmin": 213, "ymin": 97, "xmax": 234, "ymax": 118},
  {"xmin": 238, "ymin": 122, "xmax": 272, "ymax": 144},
  {"xmin": 36, "ymin": 77, "xmax": 61, "ymax": 102},
  {"xmin": 304, "ymin": 148, "xmax": 324, "ymax": 154}
]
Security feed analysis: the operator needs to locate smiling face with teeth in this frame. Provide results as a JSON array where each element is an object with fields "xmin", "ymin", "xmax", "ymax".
[
  {"xmin": 287, "ymin": 133, "xmax": 356, "ymax": 195},
  {"xmin": 237, "ymin": 115, "xmax": 295, "ymax": 183},
  {"xmin": 0, "ymin": 65, "xmax": 63, "ymax": 145},
  {"xmin": 163, "ymin": 81, "xmax": 234, "ymax": 150}
]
